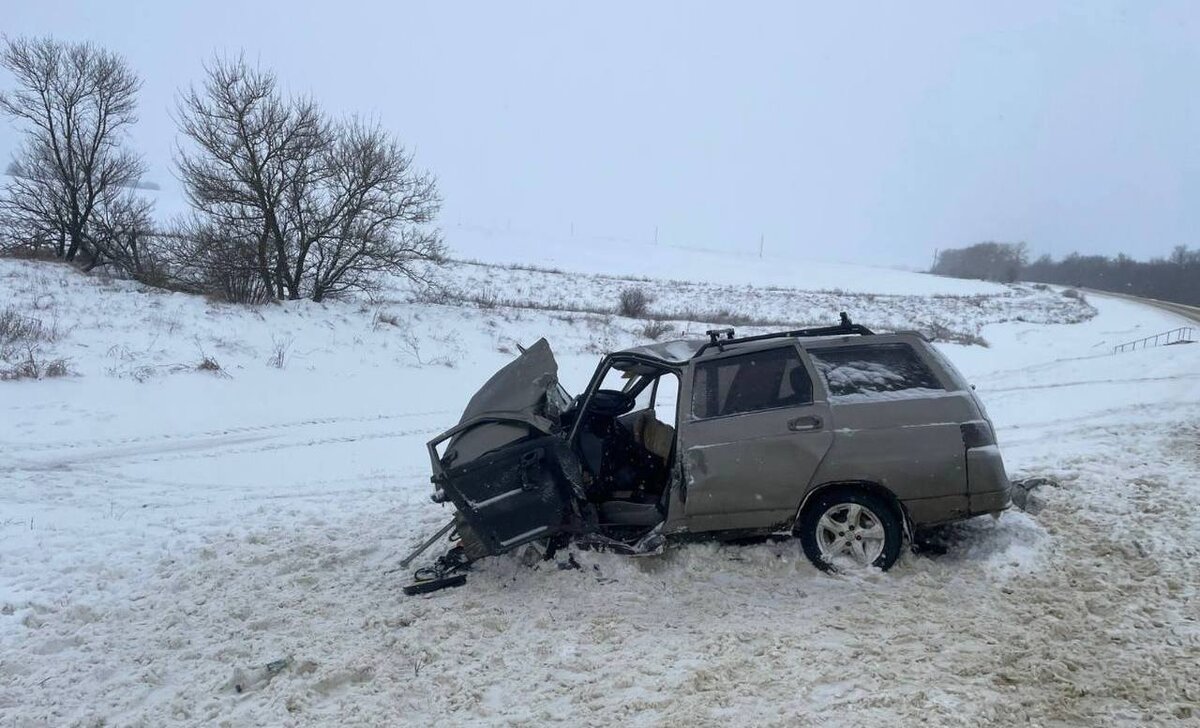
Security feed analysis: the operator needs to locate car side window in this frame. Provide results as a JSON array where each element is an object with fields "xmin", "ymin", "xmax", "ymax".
[
  {"xmin": 692, "ymin": 346, "xmax": 812, "ymax": 419},
  {"xmin": 806, "ymin": 343, "xmax": 944, "ymax": 398}
]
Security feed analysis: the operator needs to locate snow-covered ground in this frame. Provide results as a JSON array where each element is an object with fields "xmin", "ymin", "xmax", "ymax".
[
  {"xmin": 1, "ymin": 249, "xmax": 1197, "ymax": 726},
  {"xmin": 430, "ymin": 259, "xmax": 1092, "ymax": 347}
]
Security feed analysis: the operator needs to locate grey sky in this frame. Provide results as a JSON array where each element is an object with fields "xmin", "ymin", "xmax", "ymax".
[{"xmin": 2, "ymin": 1, "xmax": 1198, "ymax": 267}]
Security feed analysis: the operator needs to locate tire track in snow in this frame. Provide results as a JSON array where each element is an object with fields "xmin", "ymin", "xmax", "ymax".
[
  {"xmin": 0, "ymin": 425, "xmax": 444, "ymax": 474},
  {"xmin": 981, "ymin": 372, "xmax": 1200, "ymax": 394},
  {"xmin": 105, "ymin": 425, "xmax": 444, "ymax": 468},
  {"xmin": 0, "ymin": 409, "xmax": 453, "ymax": 454}
]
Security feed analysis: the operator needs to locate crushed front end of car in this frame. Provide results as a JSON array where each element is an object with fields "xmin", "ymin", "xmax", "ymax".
[{"xmin": 402, "ymin": 339, "xmax": 593, "ymax": 593}]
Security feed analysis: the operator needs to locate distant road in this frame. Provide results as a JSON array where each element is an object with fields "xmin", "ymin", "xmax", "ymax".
[{"xmin": 1082, "ymin": 288, "xmax": 1200, "ymax": 325}]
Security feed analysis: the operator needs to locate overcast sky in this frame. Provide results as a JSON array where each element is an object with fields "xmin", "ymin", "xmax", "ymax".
[{"xmin": 3, "ymin": 2, "xmax": 1198, "ymax": 267}]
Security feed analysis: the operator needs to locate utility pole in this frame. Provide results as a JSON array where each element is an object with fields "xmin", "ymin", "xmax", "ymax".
[
  {"xmin": 654, "ymin": 226, "xmax": 658, "ymax": 245},
  {"xmin": 759, "ymin": 234, "xmax": 764, "ymax": 259}
]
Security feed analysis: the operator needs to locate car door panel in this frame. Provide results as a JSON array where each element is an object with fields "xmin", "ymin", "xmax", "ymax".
[
  {"xmin": 667, "ymin": 344, "xmax": 834, "ymax": 534},
  {"xmin": 679, "ymin": 404, "xmax": 834, "ymax": 530},
  {"xmin": 436, "ymin": 435, "xmax": 582, "ymax": 555}
]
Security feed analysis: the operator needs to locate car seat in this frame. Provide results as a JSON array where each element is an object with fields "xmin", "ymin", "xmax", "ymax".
[{"xmin": 785, "ymin": 365, "xmax": 813, "ymax": 404}]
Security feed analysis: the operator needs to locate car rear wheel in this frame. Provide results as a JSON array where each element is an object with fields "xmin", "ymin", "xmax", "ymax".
[{"xmin": 798, "ymin": 489, "xmax": 902, "ymax": 572}]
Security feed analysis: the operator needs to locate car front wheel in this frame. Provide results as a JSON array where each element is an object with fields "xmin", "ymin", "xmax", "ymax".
[{"xmin": 798, "ymin": 489, "xmax": 902, "ymax": 572}]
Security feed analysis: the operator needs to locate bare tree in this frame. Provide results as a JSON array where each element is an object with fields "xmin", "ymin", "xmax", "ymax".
[
  {"xmin": 175, "ymin": 57, "xmax": 324, "ymax": 299},
  {"xmin": 300, "ymin": 121, "xmax": 442, "ymax": 301},
  {"xmin": 0, "ymin": 36, "xmax": 149, "ymax": 269},
  {"xmin": 175, "ymin": 55, "xmax": 443, "ymax": 302}
]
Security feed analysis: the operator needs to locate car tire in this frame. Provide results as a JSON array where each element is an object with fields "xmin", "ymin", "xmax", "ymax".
[{"xmin": 798, "ymin": 488, "xmax": 903, "ymax": 572}]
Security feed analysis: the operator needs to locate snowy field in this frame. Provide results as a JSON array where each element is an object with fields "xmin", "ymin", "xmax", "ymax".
[
  {"xmin": 445, "ymin": 225, "xmax": 1012, "ymax": 296},
  {"xmin": 429, "ymin": 259, "xmax": 1092, "ymax": 348},
  {"xmin": 1, "ymin": 248, "xmax": 1198, "ymax": 726}
]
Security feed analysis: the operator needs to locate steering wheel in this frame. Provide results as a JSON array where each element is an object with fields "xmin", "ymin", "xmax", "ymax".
[{"xmin": 587, "ymin": 388, "xmax": 636, "ymax": 418}]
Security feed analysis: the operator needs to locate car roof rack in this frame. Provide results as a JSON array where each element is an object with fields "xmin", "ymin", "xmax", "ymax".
[
  {"xmin": 704, "ymin": 327, "xmax": 736, "ymax": 345},
  {"xmin": 694, "ymin": 312, "xmax": 874, "ymax": 357}
]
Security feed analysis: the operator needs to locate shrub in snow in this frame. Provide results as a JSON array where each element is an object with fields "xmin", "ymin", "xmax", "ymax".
[
  {"xmin": 0, "ymin": 306, "xmax": 68, "ymax": 379},
  {"xmin": 196, "ymin": 356, "xmax": 223, "ymax": 374},
  {"xmin": 373, "ymin": 310, "xmax": 403, "ymax": 329},
  {"xmin": 0, "ymin": 307, "xmax": 54, "ymax": 354},
  {"xmin": 618, "ymin": 287, "xmax": 653, "ymax": 318},
  {"xmin": 267, "ymin": 336, "xmax": 292, "ymax": 369},
  {"xmin": 641, "ymin": 319, "xmax": 673, "ymax": 340},
  {"xmin": 0, "ymin": 349, "xmax": 70, "ymax": 380}
]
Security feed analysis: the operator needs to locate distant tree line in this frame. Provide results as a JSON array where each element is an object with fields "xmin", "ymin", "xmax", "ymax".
[
  {"xmin": 932, "ymin": 241, "xmax": 1200, "ymax": 306},
  {"xmin": 0, "ymin": 36, "xmax": 443, "ymax": 303},
  {"xmin": 930, "ymin": 242, "xmax": 1029, "ymax": 284}
]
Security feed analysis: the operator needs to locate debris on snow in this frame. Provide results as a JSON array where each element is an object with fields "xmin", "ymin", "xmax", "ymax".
[
  {"xmin": 227, "ymin": 657, "xmax": 292, "ymax": 694},
  {"xmin": 1009, "ymin": 476, "xmax": 1060, "ymax": 514}
]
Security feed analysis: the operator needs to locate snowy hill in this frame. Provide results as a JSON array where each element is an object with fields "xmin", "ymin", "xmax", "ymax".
[
  {"xmin": 446, "ymin": 223, "xmax": 1008, "ymax": 295},
  {"xmin": 0, "ymin": 253, "xmax": 1092, "ymax": 386},
  {"xmin": 1, "ymin": 254, "xmax": 1198, "ymax": 725}
]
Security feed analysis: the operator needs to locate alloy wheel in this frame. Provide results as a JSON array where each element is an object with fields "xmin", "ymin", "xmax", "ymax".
[{"xmin": 815, "ymin": 502, "xmax": 887, "ymax": 566}]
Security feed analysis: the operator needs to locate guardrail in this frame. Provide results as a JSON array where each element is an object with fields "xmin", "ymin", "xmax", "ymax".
[{"xmin": 1112, "ymin": 327, "xmax": 1196, "ymax": 354}]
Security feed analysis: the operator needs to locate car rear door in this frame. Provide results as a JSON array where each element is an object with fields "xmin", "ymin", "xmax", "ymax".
[{"xmin": 670, "ymin": 344, "xmax": 834, "ymax": 533}]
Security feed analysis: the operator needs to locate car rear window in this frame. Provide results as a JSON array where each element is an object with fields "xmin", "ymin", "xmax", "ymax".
[
  {"xmin": 807, "ymin": 343, "xmax": 944, "ymax": 399},
  {"xmin": 692, "ymin": 346, "xmax": 813, "ymax": 419}
]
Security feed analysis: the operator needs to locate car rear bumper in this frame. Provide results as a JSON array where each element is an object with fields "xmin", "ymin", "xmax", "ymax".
[{"xmin": 967, "ymin": 445, "xmax": 1011, "ymax": 515}]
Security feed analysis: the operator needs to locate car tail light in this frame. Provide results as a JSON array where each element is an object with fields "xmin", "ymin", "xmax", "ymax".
[{"xmin": 960, "ymin": 421, "xmax": 995, "ymax": 448}]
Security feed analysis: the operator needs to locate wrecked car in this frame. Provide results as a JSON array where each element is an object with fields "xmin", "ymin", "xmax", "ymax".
[{"xmin": 405, "ymin": 314, "xmax": 1011, "ymax": 593}]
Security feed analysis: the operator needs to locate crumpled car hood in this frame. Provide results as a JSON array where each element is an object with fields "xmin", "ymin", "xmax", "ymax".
[{"xmin": 443, "ymin": 338, "xmax": 562, "ymax": 466}]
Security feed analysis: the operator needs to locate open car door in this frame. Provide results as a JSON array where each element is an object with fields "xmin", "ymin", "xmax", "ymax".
[
  {"xmin": 426, "ymin": 340, "xmax": 585, "ymax": 556},
  {"xmin": 430, "ymin": 429, "xmax": 584, "ymax": 555}
]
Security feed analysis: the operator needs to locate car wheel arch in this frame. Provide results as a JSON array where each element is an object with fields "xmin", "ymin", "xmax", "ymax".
[{"xmin": 793, "ymin": 480, "xmax": 912, "ymax": 542}]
